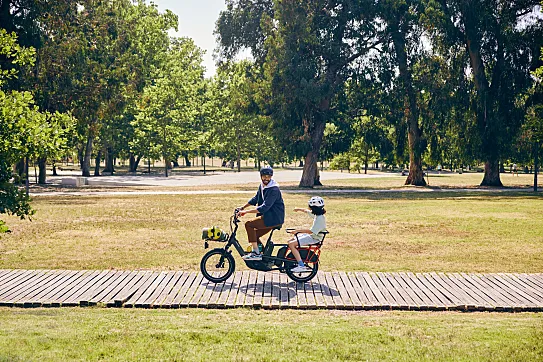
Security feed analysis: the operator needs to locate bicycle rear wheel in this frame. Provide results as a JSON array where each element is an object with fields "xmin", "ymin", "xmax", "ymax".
[
  {"xmin": 285, "ymin": 250, "xmax": 319, "ymax": 283},
  {"xmin": 200, "ymin": 248, "xmax": 235, "ymax": 283}
]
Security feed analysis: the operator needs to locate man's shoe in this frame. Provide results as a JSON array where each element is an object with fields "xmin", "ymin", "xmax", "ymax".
[
  {"xmin": 291, "ymin": 265, "xmax": 312, "ymax": 273},
  {"xmin": 242, "ymin": 252, "xmax": 262, "ymax": 261}
]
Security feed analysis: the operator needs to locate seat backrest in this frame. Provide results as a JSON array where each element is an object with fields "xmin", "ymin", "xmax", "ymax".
[{"xmin": 317, "ymin": 230, "xmax": 329, "ymax": 245}]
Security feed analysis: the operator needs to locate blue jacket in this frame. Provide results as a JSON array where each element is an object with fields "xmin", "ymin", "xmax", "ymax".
[{"xmin": 248, "ymin": 183, "xmax": 285, "ymax": 227}]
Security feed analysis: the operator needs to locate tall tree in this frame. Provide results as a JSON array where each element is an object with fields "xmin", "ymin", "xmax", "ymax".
[
  {"xmin": 0, "ymin": 30, "xmax": 72, "ymax": 230},
  {"xmin": 132, "ymin": 38, "xmax": 205, "ymax": 176},
  {"xmin": 427, "ymin": 0, "xmax": 543, "ymax": 186},
  {"xmin": 216, "ymin": 0, "xmax": 382, "ymax": 187}
]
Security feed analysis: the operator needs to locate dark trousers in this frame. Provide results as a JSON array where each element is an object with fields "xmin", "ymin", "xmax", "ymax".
[{"xmin": 244, "ymin": 216, "xmax": 280, "ymax": 244}]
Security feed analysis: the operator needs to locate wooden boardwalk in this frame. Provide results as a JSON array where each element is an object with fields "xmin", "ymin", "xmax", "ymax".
[{"xmin": 0, "ymin": 270, "xmax": 542, "ymax": 311}]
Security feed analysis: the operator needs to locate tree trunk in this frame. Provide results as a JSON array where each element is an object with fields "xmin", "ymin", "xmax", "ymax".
[
  {"xmin": 184, "ymin": 155, "xmax": 191, "ymax": 167},
  {"xmin": 462, "ymin": 6, "xmax": 503, "ymax": 187},
  {"xmin": 236, "ymin": 133, "xmax": 241, "ymax": 173},
  {"xmin": 94, "ymin": 149, "xmax": 101, "ymax": 176},
  {"xmin": 129, "ymin": 153, "xmax": 136, "ymax": 172},
  {"xmin": 104, "ymin": 147, "xmax": 114, "ymax": 173},
  {"xmin": 481, "ymin": 159, "xmax": 502, "ymax": 186},
  {"xmin": 364, "ymin": 144, "xmax": 369, "ymax": 174},
  {"xmin": 390, "ymin": 18, "xmax": 426, "ymax": 186},
  {"xmin": 299, "ymin": 116, "xmax": 327, "ymax": 188},
  {"xmin": 15, "ymin": 159, "xmax": 25, "ymax": 180},
  {"xmin": 534, "ymin": 140, "xmax": 539, "ymax": 192},
  {"xmin": 38, "ymin": 157, "xmax": 47, "ymax": 184},
  {"xmin": 82, "ymin": 135, "xmax": 93, "ymax": 177},
  {"xmin": 52, "ymin": 164, "xmax": 58, "ymax": 176}
]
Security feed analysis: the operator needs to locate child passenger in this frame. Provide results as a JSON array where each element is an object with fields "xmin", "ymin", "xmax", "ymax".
[{"xmin": 288, "ymin": 196, "xmax": 327, "ymax": 273}]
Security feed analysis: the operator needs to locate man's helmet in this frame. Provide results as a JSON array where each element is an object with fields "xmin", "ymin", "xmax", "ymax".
[
  {"xmin": 308, "ymin": 196, "xmax": 324, "ymax": 207},
  {"xmin": 260, "ymin": 166, "xmax": 273, "ymax": 176}
]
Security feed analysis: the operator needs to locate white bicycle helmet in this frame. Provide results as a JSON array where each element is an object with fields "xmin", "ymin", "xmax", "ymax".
[{"xmin": 308, "ymin": 196, "xmax": 324, "ymax": 207}]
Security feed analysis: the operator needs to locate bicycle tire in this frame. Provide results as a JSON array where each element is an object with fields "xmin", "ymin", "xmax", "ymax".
[{"xmin": 200, "ymin": 248, "xmax": 236, "ymax": 283}]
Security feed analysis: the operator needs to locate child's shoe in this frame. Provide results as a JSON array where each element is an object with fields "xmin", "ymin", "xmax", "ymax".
[{"xmin": 291, "ymin": 265, "xmax": 312, "ymax": 273}]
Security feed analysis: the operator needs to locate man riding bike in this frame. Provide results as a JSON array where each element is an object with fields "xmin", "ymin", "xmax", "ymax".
[{"xmin": 237, "ymin": 166, "xmax": 285, "ymax": 261}]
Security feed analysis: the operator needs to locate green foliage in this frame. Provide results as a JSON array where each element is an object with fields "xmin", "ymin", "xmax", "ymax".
[
  {"xmin": 0, "ymin": 30, "xmax": 72, "ymax": 225},
  {"xmin": 131, "ymin": 38, "xmax": 205, "ymax": 175}
]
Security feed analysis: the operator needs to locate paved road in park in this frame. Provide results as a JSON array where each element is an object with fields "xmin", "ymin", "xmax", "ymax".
[{"xmin": 31, "ymin": 170, "xmax": 536, "ymax": 196}]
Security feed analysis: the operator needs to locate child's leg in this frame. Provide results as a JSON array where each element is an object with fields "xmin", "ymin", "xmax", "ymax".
[{"xmin": 288, "ymin": 239, "xmax": 303, "ymax": 263}]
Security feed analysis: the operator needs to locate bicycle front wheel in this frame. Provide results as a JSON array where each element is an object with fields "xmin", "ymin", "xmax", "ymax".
[{"xmin": 200, "ymin": 248, "xmax": 236, "ymax": 283}]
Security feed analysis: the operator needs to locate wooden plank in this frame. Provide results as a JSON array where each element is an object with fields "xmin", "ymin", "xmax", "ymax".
[
  {"xmin": 516, "ymin": 273, "xmax": 543, "ymax": 299},
  {"xmin": 473, "ymin": 273, "xmax": 526, "ymax": 310},
  {"xmin": 0, "ymin": 270, "xmax": 39, "ymax": 298},
  {"xmin": 179, "ymin": 273, "xmax": 204, "ymax": 308},
  {"xmin": 324, "ymin": 272, "xmax": 343, "ymax": 309},
  {"xmin": 423, "ymin": 273, "xmax": 464, "ymax": 308},
  {"xmin": 377, "ymin": 272, "xmax": 409, "ymax": 310},
  {"xmin": 141, "ymin": 271, "xmax": 179, "ymax": 308},
  {"xmin": 225, "ymin": 271, "xmax": 243, "ymax": 308},
  {"xmin": 261, "ymin": 273, "xmax": 273, "ymax": 309},
  {"xmin": 243, "ymin": 271, "xmax": 257, "ymax": 307},
  {"xmin": 461, "ymin": 273, "xmax": 512, "ymax": 311},
  {"xmin": 395, "ymin": 273, "xmax": 429, "ymax": 310},
  {"xmin": 252, "ymin": 271, "xmax": 265, "ymax": 308},
  {"xmin": 368, "ymin": 272, "xmax": 397, "ymax": 309},
  {"xmin": 61, "ymin": 270, "xmax": 103, "ymax": 306},
  {"xmin": 310, "ymin": 274, "xmax": 326, "ymax": 309},
  {"xmin": 431, "ymin": 272, "xmax": 477, "ymax": 310},
  {"xmin": 271, "ymin": 273, "xmax": 281, "ymax": 309},
  {"xmin": 414, "ymin": 273, "xmax": 451, "ymax": 310},
  {"xmin": 1, "ymin": 270, "xmax": 53, "ymax": 306},
  {"xmin": 79, "ymin": 270, "xmax": 123, "ymax": 306},
  {"xmin": 338, "ymin": 272, "xmax": 363, "ymax": 310},
  {"xmin": 287, "ymin": 275, "xmax": 298, "ymax": 308},
  {"xmin": 303, "ymin": 274, "xmax": 317, "ymax": 310},
  {"xmin": 197, "ymin": 272, "xmax": 218, "ymax": 308},
  {"xmin": 353, "ymin": 272, "xmax": 380, "ymax": 308},
  {"xmin": 154, "ymin": 271, "xmax": 184, "ymax": 308},
  {"xmin": 88, "ymin": 271, "xmax": 133, "ymax": 306},
  {"xmin": 109, "ymin": 271, "xmax": 151, "ymax": 307},
  {"xmin": 345, "ymin": 273, "xmax": 371, "ymax": 308},
  {"xmin": 216, "ymin": 273, "xmax": 236, "ymax": 308},
  {"xmin": 486, "ymin": 274, "xmax": 542, "ymax": 307},
  {"xmin": 523, "ymin": 273, "xmax": 543, "ymax": 289},
  {"xmin": 358, "ymin": 272, "xmax": 389, "ymax": 308},
  {"xmin": 408, "ymin": 273, "xmax": 448, "ymax": 309},
  {"xmin": 296, "ymin": 280, "xmax": 308, "ymax": 309},
  {"xmin": 63, "ymin": 270, "xmax": 112, "ymax": 306},
  {"xmin": 234, "ymin": 270, "xmax": 247, "ymax": 307},
  {"xmin": 134, "ymin": 272, "xmax": 170, "ymax": 308},
  {"xmin": 501, "ymin": 274, "xmax": 543, "ymax": 303},
  {"xmin": 279, "ymin": 273, "xmax": 291, "ymax": 309},
  {"xmin": 0, "ymin": 269, "xmax": 21, "ymax": 284},
  {"xmin": 172, "ymin": 272, "xmax": 198, "ymax": 307},
  {"xmin": 195, "ymin": 272, "xmax": 218, "ymax": 308},
  {"xmin": 331, "ymin": 272, "xmax": 353, "ymax": 310},
  {"xmin": 206, "ymin": 278, "xmax": 227, "ymax": 308},
  {"xmin": 23, "ymin": 270, "xmax": 74, "ymax": 307},
  {"xmin": 96, "ymin": 271, "xmax": 142, "ymax": 307},
  {"xmin": 124, "ymin": 271, "xmax": 161, "ymax": 308},
  {"xmin": 457, "ymin": 273, "xmax": 503, "ymax": 309},
  {"xmin": 447, "ymin": 273, "xmax": 494, "ymax": 310},
  {"xmin": 385, "ymin": 272, "xmax": 419, "ymax": 310},
  {"xmin": 41, "ymin": 271, "xmax": 89, "ymax": 307},
  {"xmin": 161, "ymin": 272, "xmax": 191, "ymax": 308}
]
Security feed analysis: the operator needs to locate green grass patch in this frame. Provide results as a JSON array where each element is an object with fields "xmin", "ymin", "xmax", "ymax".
[
  {"xmin": 0, "ymin": 308, "xmax": 541, "ymax": 361},
  {"xmin": 1, "ymin": 192, "xmax": 542, "ymax": 272}
]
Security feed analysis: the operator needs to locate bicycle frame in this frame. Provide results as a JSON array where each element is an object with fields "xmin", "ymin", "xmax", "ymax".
[{"xmin": 210, "ymin": 211, "xmax": 318, "ymax": 271}]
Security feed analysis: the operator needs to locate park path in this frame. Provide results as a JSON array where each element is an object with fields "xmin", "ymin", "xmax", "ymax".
[{"xmin": 1, "ymin": 269, "xmax": 542, "ymax": 311}]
